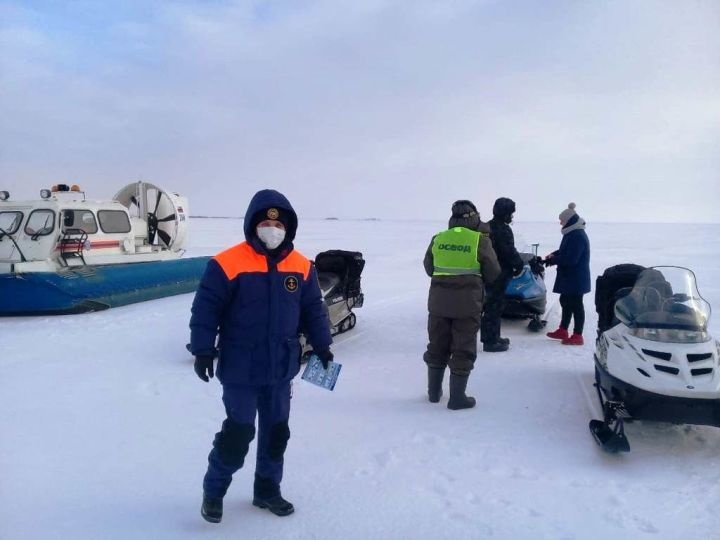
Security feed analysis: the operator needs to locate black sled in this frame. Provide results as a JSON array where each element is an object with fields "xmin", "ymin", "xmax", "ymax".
[{"xmin": 301, "ymin": 250, "xmax": 365, "ymax": 360}]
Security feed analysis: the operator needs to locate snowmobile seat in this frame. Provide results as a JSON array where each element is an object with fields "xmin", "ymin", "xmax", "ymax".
[
  {"xmin": 646, "ymin": 279, "xmax": 673, "ymax": 300},
  {"xmin": 614, "ymin": 295, "xmax": 637, "ymax": 325},
  {"xmin": 314, "ymin": 250, "xmax": 365, "ymax": 300},
  {"xmin": 595, "ymin": 263, "xmax": 646, "ymax": 337},
  {"xmin": 614, "ymin": 286, "xmax": 663, "ymax": 326},
  {"xmin": 605, "ymin": 287, "xmax": 633, "ymax": 328},
  {"xmin": 613, "ymin": 287, "xmax": 633, "ymax": 303},
  {"xmin": 318, "ymin": 272, "xmax": 341, "ymax": 296},
  {"xmin": 663, "ymin": 301, "xmax": 694, "ymax": 316},
  {"xmin": 637, "ymin": 287, "xmax": 663, "ymax": 312}
]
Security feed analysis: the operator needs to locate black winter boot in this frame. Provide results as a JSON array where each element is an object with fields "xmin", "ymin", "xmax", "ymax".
[
  {"xmin": 483, "ymin": 341, "xmax": 509, "ymax": 352},
  {"xmin": 427, "ymin": 366, "xmax": 445, "ymax": 403},
  {"xmin": 499, "ymin": 337, "xmax": 510, "ymax": 346},
  {"xmin": 201, "ymin": 494, "xmax": 223, "ymax": 523},
  {"xmin": 253, "ymin": 475, "xmax": 295, "ymax": 516},
  {"xmin": 447, "ymin": 374, "xmax": 476, "ymax": 410},
  {"xmin": 253, "ymin": 494, "xmax": 295, "ymax": 516}
]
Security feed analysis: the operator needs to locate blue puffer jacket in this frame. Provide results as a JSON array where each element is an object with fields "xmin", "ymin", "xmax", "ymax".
[
  {"xmin": 550, "ymin": 218, "xmax": 591, "ymax": 295},
  {"xmin": 189, "ymin": 190, "xmax": 332, "ymax": 385}
]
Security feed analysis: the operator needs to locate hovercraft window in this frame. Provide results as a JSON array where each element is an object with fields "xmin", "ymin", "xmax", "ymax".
[
  {"xmin": 61, "ymin": 209, "xmax": 98, "ymax": 234},
  {"xmin": 24, "ymin": 209, "xmax": 55, "ymax": 237},
  {"xmin": 0, "ymin": 211, "xmax": 23, "ymax": 235},
  {"xmin": 98, "ymin": 210, "xmax": 131, "ymax": 234}
]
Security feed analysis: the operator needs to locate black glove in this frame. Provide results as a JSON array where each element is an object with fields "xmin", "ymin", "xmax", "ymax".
[
  {"xmin": 543, "ymin": 255, "xmax": 555, "ymax": 267},
  {"xmin": 194, "ymin": 355, "xmax": 215, "ymax": 382},
  {"xmin": 315, "ymin": 349, "xmax": 334, "ymax": 370},
  {"xmin": 529, "ymin": 256, "xmax": 545, "ymax": 275}
]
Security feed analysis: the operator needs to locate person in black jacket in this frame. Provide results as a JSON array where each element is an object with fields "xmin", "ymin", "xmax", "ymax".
[{"xmin": 480, "ymin": 197, "xmax": 525, "ymax": 352}]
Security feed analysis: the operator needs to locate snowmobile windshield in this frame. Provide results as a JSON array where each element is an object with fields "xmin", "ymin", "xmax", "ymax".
[
  {"xmin": 614, "ymin": 266, "xmax": 712, "ymax": 343},
  {"xmin": 513, "ymin": 240, "xmax": 536, "ymax": 263}
]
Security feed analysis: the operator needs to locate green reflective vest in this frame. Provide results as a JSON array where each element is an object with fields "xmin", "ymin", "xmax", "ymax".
[{"xmin": 431, "ymin": 227, "xmax": 482, "ymax": 276}]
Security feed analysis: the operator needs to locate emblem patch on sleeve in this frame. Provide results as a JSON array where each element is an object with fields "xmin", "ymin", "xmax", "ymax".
[{"xmin": 284, "ymin": 275, "xmax": 299, "ymax": 292}]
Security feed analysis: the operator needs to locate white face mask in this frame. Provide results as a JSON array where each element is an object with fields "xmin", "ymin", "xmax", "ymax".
[{"xmin": 256, "ymin": 226, "xmax": 286, "ymax": 249}]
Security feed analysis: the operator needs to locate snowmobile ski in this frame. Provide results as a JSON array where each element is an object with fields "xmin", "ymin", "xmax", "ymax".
[
  {"xmin": 589, "ymin": 418, "xmax": 630, "ymax": 453},
  {"xmin": 527, "ymin": 315, "xmax": 546, "ymax": 332}
]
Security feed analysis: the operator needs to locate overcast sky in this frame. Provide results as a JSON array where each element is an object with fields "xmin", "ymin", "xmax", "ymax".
[{"xmin": 1, "ymin": 0, "xmax": 718, "ymax": 222}]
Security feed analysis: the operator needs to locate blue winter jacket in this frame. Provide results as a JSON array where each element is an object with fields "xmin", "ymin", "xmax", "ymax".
[
  {"xmin": 550, "ymin": 220, "xmax": 591, "ymax": 295},
  {"xmin": 189, "ymin": 190, "xmax": 332, "ymax": 385}
]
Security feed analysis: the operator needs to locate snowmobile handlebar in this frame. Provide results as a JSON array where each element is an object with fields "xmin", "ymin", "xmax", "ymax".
[{"xmin": 529, "ymin": 256, "xmax": 546, "ymax": 276}]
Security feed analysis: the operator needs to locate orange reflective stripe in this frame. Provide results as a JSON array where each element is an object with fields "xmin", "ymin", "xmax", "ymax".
[
  {"xmin": 214, "ymin": 242, "xmax": 268, "ymax": 280},
  {"xmin": 277, "ymin": 250, "xmax": 311, "ymax": 280},
  {"xmin": 214, "ymin": 243, "xmax": 311, "ymax": 281}
]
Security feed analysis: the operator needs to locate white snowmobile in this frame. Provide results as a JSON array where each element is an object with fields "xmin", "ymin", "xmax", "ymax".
[
  {"xmin": 590, "ymin": 264, "xmax": 720, "ymax": 452},
  {"xmin": 301, "ymin": 250, "xmax": 365, "ymax": 359}
]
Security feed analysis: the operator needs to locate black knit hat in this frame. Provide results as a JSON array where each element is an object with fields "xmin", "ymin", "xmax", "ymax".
[
  {"xmin": 449, "ymin": 200, "xmax": 480, "ymax": 230},
  {"xmin": 251, "ymin": 206, "xmax": 291, "ymax": 230}
]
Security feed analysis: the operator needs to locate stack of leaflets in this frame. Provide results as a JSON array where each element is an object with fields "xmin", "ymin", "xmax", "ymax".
[{"xmin": 301, "ymin": 354, "xmax": 342, "ymax": 391}]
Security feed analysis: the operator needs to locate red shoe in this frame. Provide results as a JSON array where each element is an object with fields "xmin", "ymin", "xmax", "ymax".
[
  {"xmin": 562, "ymin": 333, "xmax": 584, "ymax": 346},
  {"xmin": 546, "ymin": 327, "xmax": 569, "ymax": 340}
]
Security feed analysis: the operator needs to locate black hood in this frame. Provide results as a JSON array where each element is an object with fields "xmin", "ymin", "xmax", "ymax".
[
  {"xmin": 492, "ymin": 197, "xmax": 516, "ymax": 224},
  {"xmin": 243, "ymin": 189, "xmax": 298, "ymax": 254}
]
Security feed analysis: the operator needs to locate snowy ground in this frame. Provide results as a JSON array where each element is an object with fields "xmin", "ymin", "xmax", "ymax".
[{"xmin": 2, "ymin": 218, "xmax": 720, "ymax": 540}]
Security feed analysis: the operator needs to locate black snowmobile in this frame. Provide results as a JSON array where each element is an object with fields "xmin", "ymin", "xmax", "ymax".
[
  {"xmin": 301, "ymin": 249, "xmax": 365, "ymax": 359},
  {"xmin": 589, "ymin": 264, "xmax": 720, "ymax": 453},
  {"xmin": 502, "ymin": 244, "xmax": 547, "ymax": 332}
]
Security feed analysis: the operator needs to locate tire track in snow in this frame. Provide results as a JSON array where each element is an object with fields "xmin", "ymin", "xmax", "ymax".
[{"xmin": 571, "ymin": 352, "xmax": 603, "ymax": 420}]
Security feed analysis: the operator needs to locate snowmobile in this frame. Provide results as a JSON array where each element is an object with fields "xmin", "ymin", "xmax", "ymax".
[
  {"xmin": 503, "ymin": 244, "xmax": 547, "ymax": 332},
  {"xmin": 301, "ymin": 249, "xmax": 365, "ymax": 359},
  {"xmin": 589, "ymin": 264, "xmax": 720, "ymax": 453}
]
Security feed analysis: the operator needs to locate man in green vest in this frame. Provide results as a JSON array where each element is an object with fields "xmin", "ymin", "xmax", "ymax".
[{"xmin": 423, "ymin": 200, "xmax": 501, "ymax": 410}]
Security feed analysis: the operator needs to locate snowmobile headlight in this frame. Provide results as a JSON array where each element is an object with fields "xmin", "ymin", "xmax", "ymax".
[
  {"xmin": 631, "ymin": 328, "xmax": 709, "ymax": 343},
  {"xmin": 633, "ymin": 328, "xmax": 660, "ymax": 341}
]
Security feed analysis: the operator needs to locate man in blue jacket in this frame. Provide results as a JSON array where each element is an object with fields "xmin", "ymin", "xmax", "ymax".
[{"xmin": 189, "ymin": 189, "xmax": 333, "ymax": 522}]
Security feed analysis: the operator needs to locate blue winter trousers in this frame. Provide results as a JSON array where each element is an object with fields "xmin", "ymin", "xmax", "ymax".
[{"xmin": 203, "ymin": 381, "xmax": 292, "ymax": 499}]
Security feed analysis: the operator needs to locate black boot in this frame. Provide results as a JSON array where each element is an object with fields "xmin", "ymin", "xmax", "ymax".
[
  {"xmin": 447, "ymin": 374, "xmax": 476, "ymax": 410},
  {"xmin": 253, "ymin": 494, "xmax": 295, "ymax": 516},
  {"xmin": 483, "ymin": 341, "xmax": 509, "ymax": 352},
  {"xmin": 498, "ymin": 337, "xmax": 510, "ymax": 346},
  {"xmin": 427, "ymin": 366, "xmax": 445, "ymax": 403},
  {"xmin": 253, "ymin": 475, "xmax": 295, "ymax": 516},
  {"xmin": 201, "ymin": 494, "xmax": 223, "ymax": 523}
]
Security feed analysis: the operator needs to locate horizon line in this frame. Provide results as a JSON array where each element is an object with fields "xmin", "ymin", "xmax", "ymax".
[{"xmin": 189, "ymin": 216, "xmax": 720, "ymax": 225}]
